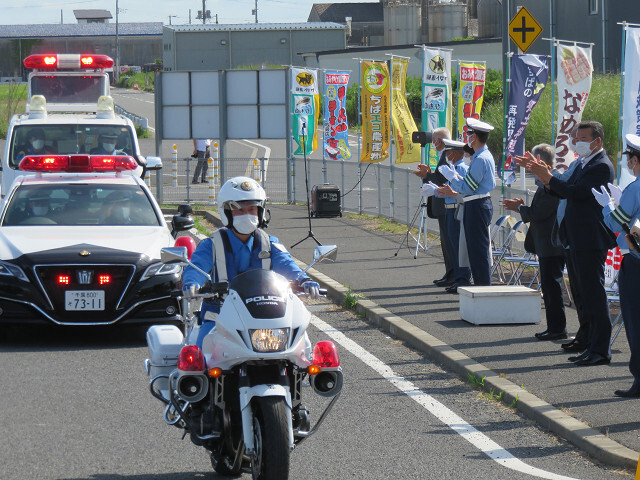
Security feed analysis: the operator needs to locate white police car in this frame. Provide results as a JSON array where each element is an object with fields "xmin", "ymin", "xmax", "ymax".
[{"xmin": 0, "ymin": 154, "xmax": 194, "ymax": 326}]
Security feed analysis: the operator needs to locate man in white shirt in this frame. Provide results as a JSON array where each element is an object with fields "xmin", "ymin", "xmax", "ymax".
[{"xmin": 192, "ymin": 138, "xmax": 211, "ymax": 184}]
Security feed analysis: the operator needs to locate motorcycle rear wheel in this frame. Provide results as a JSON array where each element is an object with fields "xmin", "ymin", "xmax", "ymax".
[{"xmin": 251, "ymin": 397, "xmax": 290, "ymax": 480}]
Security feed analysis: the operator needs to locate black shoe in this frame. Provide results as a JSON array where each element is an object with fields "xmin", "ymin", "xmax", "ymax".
[
  {"xmin": 192, "ymin": 179, "xmax": 199, "ymax": 184},
  {"xmin": 575, "ymin": 353, "xmax": 611, "ymax": 366},
  {"xmin": 536, "ymin": 330, "xmax": 568, "ymax": 341},
  {"xmin": 562, "ymin": 340, "xmax": 588, "ymax": 352},
  {"xmin": 433, "ymin": 275, "xmax": 451, "ymax": 284},
  {"xmin": 435, "ymin": 279, "xmax": 455, "ymax": 287},
  {"xmin": 445, "ymin": 285, "xmax": 458, "ymax": 294},
  {"xmin": 614, "ymin": 387, "xmax": 640, "ymax": 398},
  {"xmin": 568, "ymin": 350, "xmax": 590, "ymax": 362}
]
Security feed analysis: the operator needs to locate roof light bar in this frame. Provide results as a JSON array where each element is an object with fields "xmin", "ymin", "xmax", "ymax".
[
  {"xmin": 19, "ymin": 155, "xmax": 138, "ymax": 173},
  {"xmin": 23, "ymin": 54, "xmax": 114, "ymax": 70}
]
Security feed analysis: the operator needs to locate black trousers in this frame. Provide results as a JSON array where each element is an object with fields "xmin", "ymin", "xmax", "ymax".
[
  {"xmin": 463, "ymin": 197, "xmax": 493, "ymax": 286},
  {"xmin": 569, "ymin": 248, "xmax": 611, "ymax": 357},
  {"xmin": 538, "ymin": 255, "xmax": 566, "ymax": 333},
  {"xmin": 437, "ymin": 213, "xmax": 454, "ymax": 280},
  {"xmin": 445, "ymin": 208, "xmax": 471, "ymax": 286},
  {"xmin": 193, "ymin": 149, "xmax": 209, "ymax": 182},
  {"xmin": 619, "ymin": 254, "xmax": 640, "ymax": 387},
  {"xmin": 565, "ymin": 250, "xmax": 588, "ymax": 345}
]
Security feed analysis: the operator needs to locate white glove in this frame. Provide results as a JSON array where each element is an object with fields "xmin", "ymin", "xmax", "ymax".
[
  {"xmin": 591, "ymin": 185, "xmax": 613, "ymax": 207},
  {"xmin": 302, "ymin": 280, "xmax": 320, "ymax": 299},
  {"xmin": 607, "ymin": 183, "xmax": 623, "ymax": 205},
  {"xmin": 438, "ymin": 164, "xmax": 458, "ymax": 182},
  {"xmin": 421, "ymin": 183, "xmax": 436, "ymax": 198}
]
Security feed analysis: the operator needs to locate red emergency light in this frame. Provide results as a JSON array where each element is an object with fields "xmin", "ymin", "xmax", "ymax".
[
  {"xmin": 24, "ymin": 54, "xmax": 114, "ymax": 70},
  {"xmin": 19, "ymin": 155, "xmax": 138, "ymax": 173}
]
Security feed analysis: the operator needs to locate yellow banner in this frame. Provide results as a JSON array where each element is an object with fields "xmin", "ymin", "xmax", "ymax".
[
  {"xmin": 456, "ymin": 62, "xmax": 486, "ymax": 142},
  {"xmin": 360, "ymin": 61, "xmax": 390, "ymax": 163},
  {"xmin": 391, "ymin": 57, "xmax": 421, "ymax": 164}
]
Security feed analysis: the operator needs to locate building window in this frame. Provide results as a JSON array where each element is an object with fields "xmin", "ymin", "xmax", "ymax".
[{"xmin": 589, "ymin": 0, "xmax": 598, "ymax": 15}]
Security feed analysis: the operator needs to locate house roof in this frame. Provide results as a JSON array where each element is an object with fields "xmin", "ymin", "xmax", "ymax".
[
  {"xmin": 0, "ymin": 23, "xmax": 163, "ymax": 39},
  {"xmin": 166, "ymin": 22, "xmax": 345, "ymax": 32},
  {"xmin": 73, "ymin": 9, "xmax": 113, "ymax": 20},
  {"xmin": 309, "ymin": 3, "xmax": 383, "ymax": 23}
]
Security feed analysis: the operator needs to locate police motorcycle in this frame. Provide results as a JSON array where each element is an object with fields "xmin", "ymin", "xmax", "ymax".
[{"xmin": 144, "ymin": 242, "xmax": 342, "ymax": 479}]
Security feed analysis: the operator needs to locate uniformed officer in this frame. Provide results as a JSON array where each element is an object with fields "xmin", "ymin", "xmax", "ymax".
[
  {"xmin": 436, "ymin": 118, "xmax": 496, "ymax": 291},
  {"xmin": 593, "ymin": 133, "xmax": 640, "ymax": 397}
]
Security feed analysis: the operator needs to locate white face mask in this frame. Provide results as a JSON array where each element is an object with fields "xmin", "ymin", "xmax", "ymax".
[
  {"xmin": 233, "ymin": 214, "xmax": 259, "ymax": 234},
  {"xmin": 32, "ymin": 205, "xmax": 47, "ymax": 216},
  {"xmin": 103, "ymin": 143, "xmax": 116, "ymax": 152},
  {"xmin": 574, "ymin": 140, "xmax": 593, "ymax": 157},
  {"xmin": 31, "ymin": 139, "xmax": 44, "ymax": 150}
]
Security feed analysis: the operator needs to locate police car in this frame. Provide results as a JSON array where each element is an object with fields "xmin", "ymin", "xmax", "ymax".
[{"xmin": 0, "ymin": 155, "xmax": 194, "ymax": 326}]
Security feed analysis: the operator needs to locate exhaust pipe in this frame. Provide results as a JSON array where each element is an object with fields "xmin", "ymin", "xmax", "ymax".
[
  {"xmin": 310, "ymin": 368, "xmax": 343, "ymax": 398},
  {"xmin": 174, "ymin": 373, "xmax": 209, "ymax": 403}
]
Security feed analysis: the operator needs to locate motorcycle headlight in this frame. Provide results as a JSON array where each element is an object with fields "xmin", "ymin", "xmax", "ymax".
[
  {"xmin": 250, "ymin": 328, "xmax": 290, "ymax": 353},
  {"xmin": 0, "ymin": 261, "xmax": 29, "ymax": 282},
  {"xmin": 140, "ymin": 262, "xmax": 182, "ymax": 281}
]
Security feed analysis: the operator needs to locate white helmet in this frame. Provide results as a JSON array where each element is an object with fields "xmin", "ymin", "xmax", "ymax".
[{"xmin": 217, "ymin": 176, "xmax": 266, "ymax": 228}]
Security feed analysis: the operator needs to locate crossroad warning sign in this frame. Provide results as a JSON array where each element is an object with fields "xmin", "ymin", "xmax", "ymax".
[{"xmin": 508, "ymin": 6, "xmax": 543, "ymax": 53}]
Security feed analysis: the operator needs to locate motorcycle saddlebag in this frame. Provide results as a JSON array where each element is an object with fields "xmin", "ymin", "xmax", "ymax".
[
  {"xmin": 146, "ymin": 325, "xmax": 184, "ymax": 394},
  {"xmin": 311, "ymin": 184, "xmax": 342, "ymax": 218}
]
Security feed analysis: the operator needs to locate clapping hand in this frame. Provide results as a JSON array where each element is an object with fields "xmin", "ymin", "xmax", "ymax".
[
  {"xmin": 502, "ymin": 197, "xmax": 524, "ymax": 212},
  {"xmin": 607, "ymin": 183, "xmax": 622, "ymax": 205},
  {"xmin": 591, "ymin": 185, "xmax": 613, "ymax": 207},
  {"xmin": 438, "ymin": 164, "xmax": 458, "ymax": 181},
  {"xmin": 413, "ymin": 163, "xmax": 431, "ymax": 178},
  {"xmin": 421, "ymin": 181, "xmax": 439, "ymax": 198},
  {"xmin": 513, "ymin": 151, "xmax": 536, "ymax": 169},
  {"xmin": 436, "ymin": 184, "xmax": 457, "ymax": 198}
]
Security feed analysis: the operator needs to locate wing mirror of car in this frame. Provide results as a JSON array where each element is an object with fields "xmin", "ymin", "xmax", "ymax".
[
  {"xmin": 171, "ymin": 213, "xmax": 195, "ymax": 238},
  {"xmin": 178, "ymin": 204, "xmax": 193, "ymax": 216},
  {"xmin": 145, "ymin": 156, "xmax": 162, "ymax": 170}
]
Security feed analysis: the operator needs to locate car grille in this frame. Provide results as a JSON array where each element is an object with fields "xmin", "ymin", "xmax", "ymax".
[{"xmin": 35, "ymin": 264, "xmax": 135, "ymax": 324}]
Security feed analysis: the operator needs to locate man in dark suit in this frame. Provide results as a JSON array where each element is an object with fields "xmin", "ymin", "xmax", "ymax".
[
  {"xmin": 529, "ymin": 120, "xmax": 616, "ymax": 366},
  {"xmin": 413, "ymin": 127, "xmax": 454, "ymax": 287},
  {"xmin": 504, "ymin": 144, "xmax": 567, "ymax": 340}
]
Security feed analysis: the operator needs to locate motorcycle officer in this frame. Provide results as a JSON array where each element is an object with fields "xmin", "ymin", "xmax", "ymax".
[{"xmin": 182, "ymin": 176, "xmax": 320, "ymax": 347}]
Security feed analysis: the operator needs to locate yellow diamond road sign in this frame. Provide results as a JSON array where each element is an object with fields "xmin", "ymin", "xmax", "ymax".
[{"xmin": 509, "ymin": 6, "xmax": 543, "ymax": 53}]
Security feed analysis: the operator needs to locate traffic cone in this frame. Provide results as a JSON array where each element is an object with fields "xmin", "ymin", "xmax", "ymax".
[{"xmin": 636, "ymin": 453, "xmax": 640, "ymax": 479}]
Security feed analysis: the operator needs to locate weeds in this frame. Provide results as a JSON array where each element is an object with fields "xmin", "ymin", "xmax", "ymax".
[{"xmin": 342, "ymin": 287, "xmax": 363, "ymax": 311}]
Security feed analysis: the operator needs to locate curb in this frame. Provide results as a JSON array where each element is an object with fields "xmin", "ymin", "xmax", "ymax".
[{"xmin": 180, "ymin": 208, "xmax": 639, "ymax": 470}]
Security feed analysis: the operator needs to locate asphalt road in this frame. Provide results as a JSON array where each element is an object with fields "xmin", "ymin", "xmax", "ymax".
[{"xmin": 0, "ymin": 299, "xmax": 627, "ymax": 480}]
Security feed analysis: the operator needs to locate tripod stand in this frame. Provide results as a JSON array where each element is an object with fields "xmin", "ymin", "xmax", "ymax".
[
  {"xmin": 394, "ymin": 197, "xmax": 439, "ymax": 259},
  {"xmin": 292, "ymin": 122, "xmax": 322, "ymax": 248}
]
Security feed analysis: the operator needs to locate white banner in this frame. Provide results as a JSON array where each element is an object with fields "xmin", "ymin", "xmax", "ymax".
[
  {"xmin": 291, "ymin": 68, "xmax": 319, "ymax": 95},
  {"xmin": 621, "ymin": 27, "xmax": 640, "ymax": 189},
  {"xmin": 554, "ymin": 44, "xmax": 593, "ymax": 170}
]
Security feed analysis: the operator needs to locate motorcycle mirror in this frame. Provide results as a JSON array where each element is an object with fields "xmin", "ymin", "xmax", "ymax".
[
  {"xmin": 313, "ymin": 245, "xmax": 338, "ymax": 263},
  {"xmin": 161, "ymin": 246, "xmax": 188, "ymax": 263}
]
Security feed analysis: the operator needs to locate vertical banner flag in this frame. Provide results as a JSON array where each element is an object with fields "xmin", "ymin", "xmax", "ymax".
[
  {"xmin": 391, "ymin": 57, "xmax": 421, "ymax": 164},
  {"xmin": 291, "ymin": 67, "xmax": 319, "ymax": 155},
  {"xmin": 554, "ymin": 43, "xmax": 593, "ymax": 170},
  {"xmin": 360, "ymin": 61, "xmax": 390, "ymax": 163},
  {"xmin": 503, "ymin": 54, "xmax": 549, "ymax": 184},
  {"xmin": 323, "ymin": 70, "xmax": 351, "ymax": 161},
  {"xmin": 422, "ymin": 48, "xmax": 452, "ymax": 169},
  {"xmin": 456, "ymin": 62, "xmax": 486, "ymax": 142},
  {"xmin": 621, "ymin": 27, "xmax": 640, "ymax": 189}
]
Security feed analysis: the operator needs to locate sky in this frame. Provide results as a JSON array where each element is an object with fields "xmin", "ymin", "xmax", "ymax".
[{"xmin": 0, "ymin": 0, "xmax": 365, "ymax": 25}]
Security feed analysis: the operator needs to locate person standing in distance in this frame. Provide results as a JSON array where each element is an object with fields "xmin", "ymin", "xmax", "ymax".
[
  {"xmin": 593, "ymin": 134, "xmax": 640, "ymax": 395},
  {"xmin": 413, "ymin": 127, "xmax": 455, "ymax": 287},
  {"xmin": 436, "ymin": 118, "xmax": 497, "ymax": 291},
  {"xmin": 192, "ymin": 138, "xmax": 211, "ymax": 184}
]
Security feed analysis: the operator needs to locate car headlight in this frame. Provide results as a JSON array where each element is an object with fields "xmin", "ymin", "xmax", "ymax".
[
  {"xmin": 250, "ymin": 328, "xmax": 290, "ymax": 353},
  {"xmin": 0, "ymin": 261, "xmax": 29, "ymax": 282},
  {"xmin": 140, "ymin": 262, "xmax": 182, "ymax": 281}
]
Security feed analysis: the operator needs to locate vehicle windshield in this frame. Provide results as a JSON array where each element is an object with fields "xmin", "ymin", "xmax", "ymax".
[
  {"xmin": 9, "ymin": 125, "xmax": 135, "ymax": 169},
  {"xmin": 2, "ymin": 184, "xmax": 161, "ymax": 226}
]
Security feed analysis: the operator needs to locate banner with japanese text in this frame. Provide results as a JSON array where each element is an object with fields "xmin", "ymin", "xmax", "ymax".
[
  {"xmin": 456, "ymin": 62, "xmax": 486, "ymax": 142},
  {"xmin": 502, "ymin": 54, "xmax": 549, "ymax": 184},
  {"xmin": 291, "ymin": 67, "xmax": 319, "ymax": 155},
  {"xmin": 422, "ymin": 48, "xmax": 452, "ymax": 169},
  {"xmin": 391, "ymin": 57, "xmax": 421, "ymax": 164},
  {"xmin": 621, "ymin": 27, "xmax": 640, "ymax": 188},
  {"xmin": 323, "ymin": 70, "xmax": 351, "ymax": 161},
  {"xmin": 554, "ymin": 44, "xmax": 593, "ymax": 170},
  {"xmin": 360, "ymin": 61, "xmax": 390, "ymax": 163}
]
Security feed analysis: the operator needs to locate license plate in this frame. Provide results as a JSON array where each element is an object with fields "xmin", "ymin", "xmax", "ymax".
[{"xmin": 65, "ymin": 291, "xmax": 105, "ymax": 311}]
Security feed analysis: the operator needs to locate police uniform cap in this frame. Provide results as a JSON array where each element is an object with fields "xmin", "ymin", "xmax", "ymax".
[
  {"xmin": 101, "ymin": 131, "xmax": 118, "ymax": 141},
  {"xmin": 466, "ymin": 117, "xmax": 494, "ymax": 133},
  {"xmin": 442, "ymin": 139, "xmax": 465, "ymax": 151},
  {"xmin": 625, "ymin": 133, "xmax": 640, "ymax": 156}
]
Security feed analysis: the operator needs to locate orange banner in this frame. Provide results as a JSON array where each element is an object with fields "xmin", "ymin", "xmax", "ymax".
[{"xmin": 360, "ymin": 61, "xmax": 390, "ymax": 163}]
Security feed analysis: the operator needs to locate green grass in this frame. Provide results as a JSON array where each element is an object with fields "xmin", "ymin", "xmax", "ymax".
[
  {"xmin": 0, "ymin": 83, "xmax": 27, "ymax": 137},
  {"xmin": 342, "ymin": 286, "xmax": 363, "ymax": 311},
  {"xmin": 116, "ymin": 71, "xmax": 155, "ymax": 91}
]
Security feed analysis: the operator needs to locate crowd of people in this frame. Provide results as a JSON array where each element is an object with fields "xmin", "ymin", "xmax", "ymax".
[{"xmin": 415, "ymin": 118, "xmax": 640, "ymax": 398}]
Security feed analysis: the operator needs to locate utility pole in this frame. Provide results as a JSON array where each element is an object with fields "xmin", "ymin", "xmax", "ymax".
[
  {"xmin": 115, "ymin": 0, "xmax": 120, "ymax": 83},
  {"xmin": 168, "ymin": 15, "xmax": 177, "ymax": 25},
  {"xmin": 202, "ymin": 0, "xmax": 206, "ymax": 24},
  {"xmin": 252, "ymin": 0, "xmax": 258, "ymax": 23}
]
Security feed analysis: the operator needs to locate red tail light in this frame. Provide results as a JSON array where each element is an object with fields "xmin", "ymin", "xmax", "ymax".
[
  {"xmin": 312, "ymin": 341, "xmax": 340, "ymax": 368},
  {"xmin": 98, "ymin": 274, "xmax": 111, "ymax": 285},
  {"xmin": 178, "ymin": 345, "xmax": 206, "ymax": 371},
  {"xmin": 19, "ymin": 155, "xmax": 138, "ymax": 173},
  {"xmin": 57, "ymin": 275, "xmax": 70, "ymax": 285}
]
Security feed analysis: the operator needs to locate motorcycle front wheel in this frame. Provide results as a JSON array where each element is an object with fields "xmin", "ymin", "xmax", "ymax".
[{"xmin": 251, "ymin": 397, "xmax": 290, "ymax": 480}]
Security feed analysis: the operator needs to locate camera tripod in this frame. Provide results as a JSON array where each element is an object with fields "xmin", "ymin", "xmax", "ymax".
[{"xmin": 394, "ymin": 199, "xmax": 439, "ymax": 259}]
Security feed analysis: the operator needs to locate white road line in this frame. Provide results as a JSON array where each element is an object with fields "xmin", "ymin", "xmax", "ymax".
[
  {"xmin": 238, "ymin": 139, "xmax": 270, "ymax": 181},
  {"xmin": 310, "ymin": 315, "xmax": 581, "ymax": 480}
]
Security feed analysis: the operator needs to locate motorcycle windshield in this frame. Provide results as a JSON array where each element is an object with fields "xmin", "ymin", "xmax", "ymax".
[{"xmin": 230, "ymin": 269, "xmax": 289, "ymax": 319}]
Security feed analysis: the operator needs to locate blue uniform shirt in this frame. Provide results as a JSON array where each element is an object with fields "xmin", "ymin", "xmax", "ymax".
[
  {"xmin": 449, "ymin": 145, "xmax": 496, "ymax": 196},
  {"xmin": 603, "ymin": 177, "xmax": 640, "ymax": 250}
]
